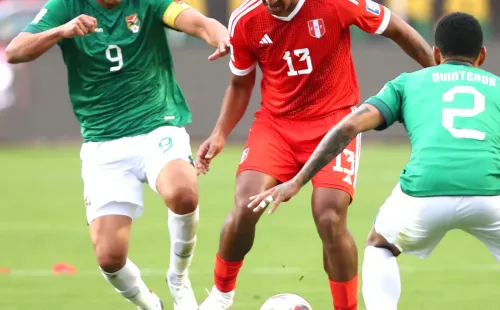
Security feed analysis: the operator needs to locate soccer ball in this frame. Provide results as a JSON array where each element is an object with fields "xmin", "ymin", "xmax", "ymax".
[{"xmin": 260, "ymin": 293, "xmax": 313, "ymax": 310}]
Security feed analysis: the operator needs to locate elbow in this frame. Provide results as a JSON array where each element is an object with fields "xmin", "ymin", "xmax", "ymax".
[
  {"xmin": 340, "ymin": 119, "xmax": 362, "ymax": 138},
  {"xmin": 5, "ymin": 44, "xmax": 17, "ymax": 64},
  {"xmin": 5, "ymin": 42, "xmax": 26, "ymax": 64},
  {"xmin": 5, "ymin": 35, "xmax": 37, "ymax": 64}
]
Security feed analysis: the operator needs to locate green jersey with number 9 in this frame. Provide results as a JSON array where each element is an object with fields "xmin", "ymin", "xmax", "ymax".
[
  {"xmin": 367, "ymin": 62, "xmax": 500, "ymax": 197},
  {"xmin": 23, "ymin": 0, "xmax": 192, "ymax": 142}
]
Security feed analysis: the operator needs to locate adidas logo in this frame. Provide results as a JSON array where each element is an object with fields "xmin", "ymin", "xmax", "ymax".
[{"xmin": 259, "ymin": 34, "xmax": 273, "ymax": 45}]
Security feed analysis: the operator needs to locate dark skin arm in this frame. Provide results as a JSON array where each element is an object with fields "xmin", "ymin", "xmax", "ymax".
[
  {"xmin": 195, "ymin": 71, "xmax": 256, "ymax": 173},
  {"xmin": 212, "ymin": 72, "xmax": 256, "ymax": 139},
  {"xmin": 247, "ymin": 104, "xmax": 385, "ymax": 214},
  {"xmin": 381, "ymin": 13, "xmax": 436, "ymax": 68},
  {"xmin": 293, "ymin": 104, "xmax": 384, "ymax": 186}
]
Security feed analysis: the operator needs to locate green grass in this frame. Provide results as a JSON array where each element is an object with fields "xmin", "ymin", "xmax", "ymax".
[{"xmin": 0, "ymin": 144, "xmax": 498, "ymax": 309}]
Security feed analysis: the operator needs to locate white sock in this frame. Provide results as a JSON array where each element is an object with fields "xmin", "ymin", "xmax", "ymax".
[
  {"xmin": 101, "ymin": 258, "xmax": 158, "ymax": 309},
  {"xmin": 362, "ymin": 246, "xmax": 401, "ymax": 310},
  {"xmin": 167, "ymin": 207, "xmax": 199, "ymax": 285}
]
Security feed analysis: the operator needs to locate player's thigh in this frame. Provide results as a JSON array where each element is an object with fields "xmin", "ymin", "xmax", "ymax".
[
  {"xmin": 374, "ymin": 184, "xmax": 455, "ymax": 258},
  {"xmin": 460, "ymin": 196, "xmax": 500, "ymax": 262},
  {"xmin": 231, "ymin": 170, "xmax": 279, "ymax": 226},
  {"xmin": 157, "ymin": 159, "xmax": 198, "ymax": 214},
  {"xmin": 311, "ymin": 188, "xmax": 352, "ymax": 233},
  {"xmin": 233, "ymin": 118, "xmax": 296, "ymax": 222},
  {"xmin": 81, "ymin": 141, "xmax": 144, "ymax": 224},
  {"xmin": 310, "ymin": 133, "xmax": 361, "ymax": 201},
  {"xmin": 89, "ymin": 211, "xmax": 133, "ymax": 271},
  {"xmin": 143, "ymin": 126, "xmax": 197, "ymax": 205}
]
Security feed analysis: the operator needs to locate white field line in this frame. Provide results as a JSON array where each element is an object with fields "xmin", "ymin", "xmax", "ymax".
[
  {"xmin": 1, "ymin": 267, "xmax": 304, "ymax": 277},
  {"xmin": 0, "ymin": 264, "xmax": 499, "ymax": 278}
]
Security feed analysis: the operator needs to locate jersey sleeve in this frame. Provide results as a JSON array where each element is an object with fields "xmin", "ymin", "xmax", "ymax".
[
  {"xmin": 23, "ymin": 0, "xmax": 69, "ymax": 34},
  {"xmin": 365, "ymin": 73, "xmax": 407, "ymax": 130},
  {"xmin": 153, "ymin": 0, "xmax": 192, "ymax": 29},
  {"xmin": 228, "ymin": 21, "xmax": 256, "ymax": 76},
  {"xmin": 332, "ymin": 0, "xmax": 391, "ymax": 35}
]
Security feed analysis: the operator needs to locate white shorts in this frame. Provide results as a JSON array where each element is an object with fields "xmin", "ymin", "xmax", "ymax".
[
  {"xmin": 80, "ymin": 126, "xmax": 193, "ymax": 223},
  {"xmin": 374, "ymin": 184, "xmax": 500, "ymax": 260}
]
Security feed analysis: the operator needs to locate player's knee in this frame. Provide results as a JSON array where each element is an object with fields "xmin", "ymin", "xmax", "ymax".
[
  {"xmin": 312, "ymin": 190, "xmax": 349, "ymax": 239},
  {"xmin": 95, "ymin": 247, "xmax": 127, "ymax": 273},
  {"xmin": 161, "ymin": 183, "xmax": 198, "ymax": 213},
  {"xmin": 233, "ymin": 184, "xmax": 263, "ymax": 225},
  {"xmin": 313, "ymin": 203, "xmax": 348, "ymax": 245}
]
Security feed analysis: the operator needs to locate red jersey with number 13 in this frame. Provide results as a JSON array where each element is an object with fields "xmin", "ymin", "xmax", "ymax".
[{"xmin": 229, "ymin": 0, "xmax": 391, "ymax": 120}]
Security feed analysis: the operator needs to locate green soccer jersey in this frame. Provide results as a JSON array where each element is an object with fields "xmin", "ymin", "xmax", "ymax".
[
  {"xmin": 24, "ymin": 0, "xmax": 191, "ymax": 142},
  {"xmin": 367, "ymin": 62, "xmax": 500, "ymax": 197}
]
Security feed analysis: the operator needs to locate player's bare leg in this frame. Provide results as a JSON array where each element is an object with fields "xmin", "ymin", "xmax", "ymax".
[
  {"xmin": 312, "ymin": 188, "xmax": 358, "ymax": 310},
  {"xmin": 199, "ymin": 171, "xmax": 278, "ymax": 310},
  {"xmin": 362, "ymin": 226, "xmax": 401, "ymax": 310},
  {"xmin": 90, "ymin": 214, "xmax": 163, "ymax": 309},
  {"xmin": 156, "ymin": 159, "xmax": 199, "ymax": 310}
]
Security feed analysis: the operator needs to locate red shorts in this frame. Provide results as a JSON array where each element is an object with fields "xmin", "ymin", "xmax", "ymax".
[{"xmin": 237, "ymin": 107, "xmax": 361, "ymax": 199}]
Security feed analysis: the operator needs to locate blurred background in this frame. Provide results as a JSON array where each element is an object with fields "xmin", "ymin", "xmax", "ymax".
[
  {"xmin": 1, "ymin": 0, "xmax": 500, "ymax": 143},
  {"xmin": 1, "ymin": 1, "xmax": 500, "ymax": 309}
]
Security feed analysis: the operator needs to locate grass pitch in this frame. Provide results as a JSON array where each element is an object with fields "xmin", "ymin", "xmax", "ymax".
[{"xmin": 0, "ymin": 144, "xmax": 498, "ymax": 309}]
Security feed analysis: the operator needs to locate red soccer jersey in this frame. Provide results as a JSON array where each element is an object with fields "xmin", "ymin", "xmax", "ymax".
[{"xmin": 229, "ymin": 0, "xmax": 391, "ymax": 120}]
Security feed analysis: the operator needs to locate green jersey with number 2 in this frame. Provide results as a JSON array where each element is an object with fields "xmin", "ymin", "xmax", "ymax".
[
  {"xmin": 367, "ymin": 62, "xmax": 500, "ymax": 197},
  {"xmin": 24, "ymin": 0, "xmax": 191, "ymax": 142}
]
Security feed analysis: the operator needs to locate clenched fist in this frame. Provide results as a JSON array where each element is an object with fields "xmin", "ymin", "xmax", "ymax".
[{"xmin": 59, "ymin": 14, "xmax": 97, "ymax": 38}]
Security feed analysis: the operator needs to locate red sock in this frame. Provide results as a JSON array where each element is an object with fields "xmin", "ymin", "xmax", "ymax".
[
  {"xmin": 214, "ymin": 252, "xmax": 243, "ymax": 293},
  {"xmin": 329, "ymin": 275, "xmax": 358, "ymax": 310}
]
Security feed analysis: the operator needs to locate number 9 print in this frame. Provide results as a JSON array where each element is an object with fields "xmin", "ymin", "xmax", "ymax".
[{"xmin": 159, "ymin": 137, "xmax": 173, "ymax": 153}]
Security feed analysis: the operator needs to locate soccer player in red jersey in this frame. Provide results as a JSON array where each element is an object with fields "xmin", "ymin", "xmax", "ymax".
[{"xmin": 196, "ymin": 0, "xmax": 435, "ymax": 309}]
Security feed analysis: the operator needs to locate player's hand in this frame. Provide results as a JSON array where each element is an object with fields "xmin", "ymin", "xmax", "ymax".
[
  {"xmin": 247, "ymin": 179, "xmax": 301, "ymax": 214},
  {"xmin": 59, "ymin": 15, "xmax": 97, "ymax": 39},
  {"xmin": 208, "ymin": 37, "xmax": 231, "ymax": 61},
  {"xmin": 195, "ymin": 134, "xmax": 225, "ymax": 175}
]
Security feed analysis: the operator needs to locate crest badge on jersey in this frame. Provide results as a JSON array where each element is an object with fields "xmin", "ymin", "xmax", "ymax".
[
  {"xmin": 307, "ymin": 19, "xmax": 326, "ymax": 39},
  {"xmin": 126, "ymin": 14, "xmax": 141, "ymax": 33}
]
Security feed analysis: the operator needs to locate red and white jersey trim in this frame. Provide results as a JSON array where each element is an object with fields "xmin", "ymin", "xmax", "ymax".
[
  {"xmin": 374, "ymin": 6, "xmax": 391, "ymax": 35},
  {"xmin": 272, "ymin": 0, "xmax": 306, "ymax": 22},
  {"xmin": 228, "ymin": 0, "xmax": 261, "ymax": 37},
  {"xmin": 230, "ymin": 60, "xmax": 257, "ymax": 76}
]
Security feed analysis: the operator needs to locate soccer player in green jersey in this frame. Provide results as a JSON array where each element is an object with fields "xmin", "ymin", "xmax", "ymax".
[
  {"xmin": 247, "ymin": 12, "xmax": 500, "ymax": 309},
  {"xmin": 6, "ymin": 1, "xmax": 229, "ymax": 309}
]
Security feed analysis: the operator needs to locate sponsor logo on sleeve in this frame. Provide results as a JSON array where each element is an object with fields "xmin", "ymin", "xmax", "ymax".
[{"xmin": 366, "ymin": 0, "xmax": 381, "ymax": 15}]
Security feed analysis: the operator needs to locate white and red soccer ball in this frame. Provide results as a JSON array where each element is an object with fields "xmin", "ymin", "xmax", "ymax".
[{"xmin": 260, "ymin": 293, "xmax": 313, "ymax": 310}]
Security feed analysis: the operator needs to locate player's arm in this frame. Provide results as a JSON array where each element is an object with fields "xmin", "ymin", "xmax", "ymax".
[
  {"xmin": 195, "ymin": 71, "xmax": 255, "ymax": 172},
  {"xmin": 6, "ymin": 30, "xmax": 64, "ymax": 64},
  {"xmin": 333, "ymin": 0, "xmax": 435, "ymax": 68},
  {"xmin": 212, "ymin": 72, "xmax": 256, "ymax": 138},
  {"xmin": 292, "ymin": 75, "xmax": 406, "ymax": 187},
  {"xmin": 160, "ymin": 1, "xmax": 229, "ymax": 59},
  {"xmin": 6, "ymin": 0, "xmax": 96, "ymax": 64},
  {"xmin": 211, "ymin": 22, "xmax": 257, "ymax": 138},
  {"xmin": 381, "ymin": 13, "xmax": 435, "ymax": 68},
  {"xmin": 196, "ymin": 26, "xmax": 256, "ymax": 172},
  {"xmin": 247, "ymin": 103, "xmax": 386, "ymax": 213},
  {"xmin": 292, "ymin": 104, "xmax": 383, "ymax": 186}
]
